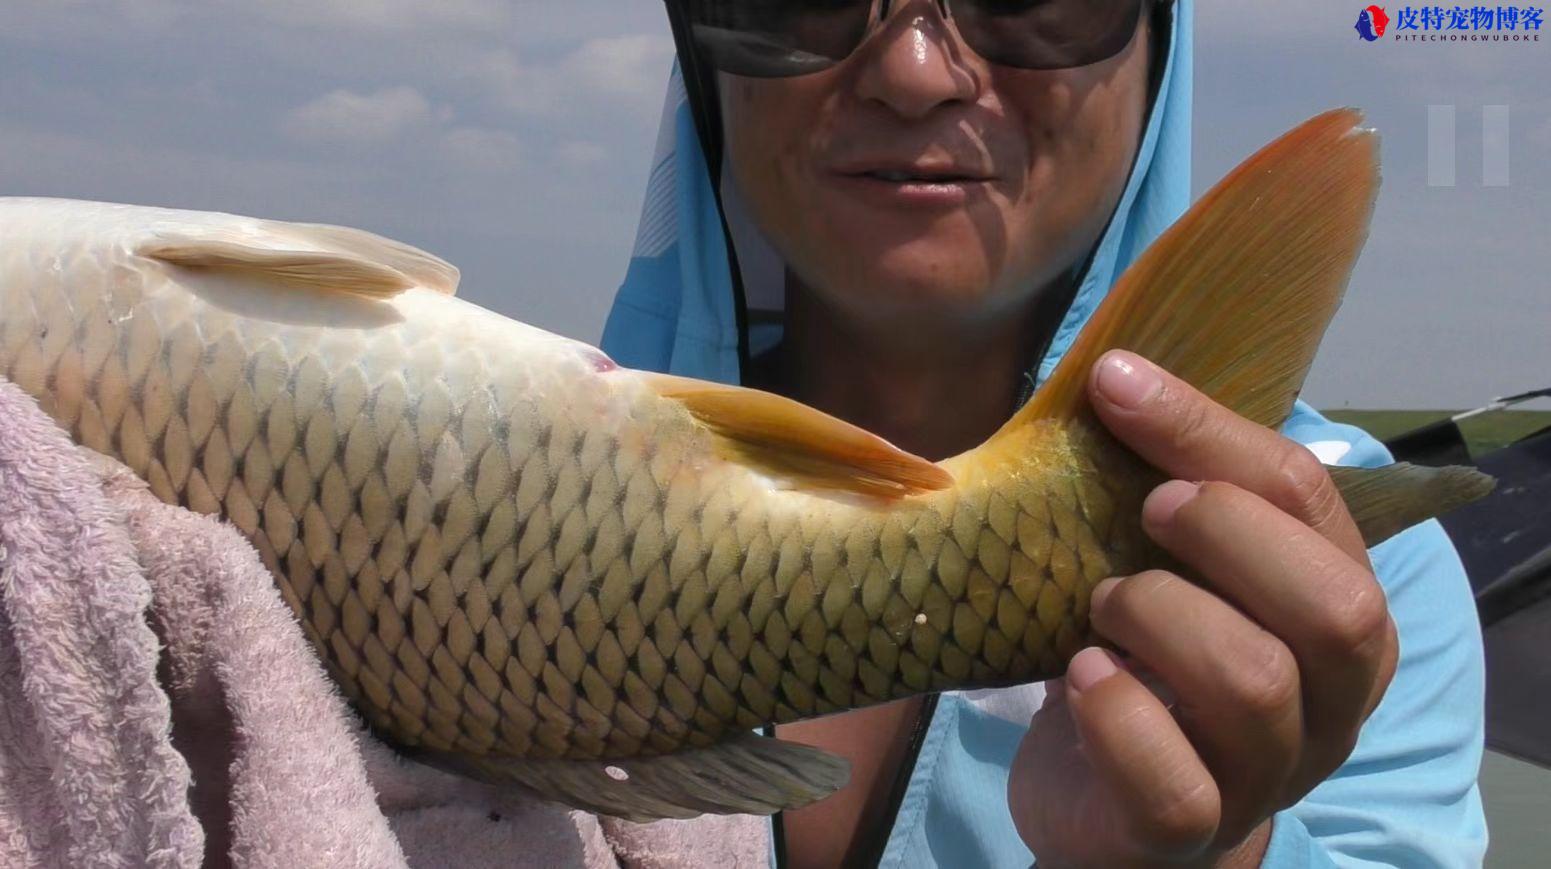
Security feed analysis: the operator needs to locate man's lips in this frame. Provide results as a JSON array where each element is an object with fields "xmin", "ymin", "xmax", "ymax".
[
  {"xmin": 823, "ymin": 165, "xmax": 996, "ymax": 210},
  {"xmin": 830, "ymin": 160, "xmax": 995, "ymax": 184}
]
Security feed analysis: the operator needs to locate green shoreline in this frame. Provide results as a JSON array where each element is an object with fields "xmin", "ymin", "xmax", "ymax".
[{"xmin": 1322, "ymin": 409, "xmax": 1550, "ymax": 455}]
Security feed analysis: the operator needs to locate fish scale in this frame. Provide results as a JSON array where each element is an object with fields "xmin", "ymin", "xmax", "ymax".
[{"xmin": 0, "ymin": 111, "xmax": 1497, "ymax": 819}]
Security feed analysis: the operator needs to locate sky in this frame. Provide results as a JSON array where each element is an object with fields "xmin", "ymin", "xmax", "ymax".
[{"xmin": 1, "ymin": 0, "xmax": 1546, "ymax": 409}]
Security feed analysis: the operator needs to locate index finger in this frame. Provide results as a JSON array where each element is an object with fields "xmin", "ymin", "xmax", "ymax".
[{"xmin": 1087, "ymin": 350, "xmax": 1370, "ymax": 565}]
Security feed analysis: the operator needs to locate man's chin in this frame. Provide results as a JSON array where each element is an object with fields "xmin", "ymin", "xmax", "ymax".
[{"xmin": 805, "ymin": 265, "xmax": 1004, "ymax": 321}]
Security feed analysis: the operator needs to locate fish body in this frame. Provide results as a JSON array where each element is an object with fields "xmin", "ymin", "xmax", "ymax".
[
  {"xmin": 0, "ymin": 110, "xmax": 1492, "ymax": 819},
  {"xmin": 0, "ymin": 196, "xmax": 1121, "ymax": 740}
]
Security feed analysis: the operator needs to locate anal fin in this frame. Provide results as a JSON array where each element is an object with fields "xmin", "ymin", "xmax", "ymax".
[{"xmin": 416, "ymin": 734, "xmax": 850, "ymax": 822}]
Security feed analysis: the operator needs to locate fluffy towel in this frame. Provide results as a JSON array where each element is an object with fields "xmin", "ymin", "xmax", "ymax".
[{"xmin": 0, "ymin": 376, "xmax": 769, "ymax": 869}]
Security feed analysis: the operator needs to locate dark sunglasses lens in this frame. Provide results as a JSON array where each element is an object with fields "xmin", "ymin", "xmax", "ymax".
[
  {"xmin": 954, "ymin": 0, "xmax": 1146, "ymax": 70},
  {"xmin": 684, "ymin": 0, "xmax": 875, "ymax": 77}
]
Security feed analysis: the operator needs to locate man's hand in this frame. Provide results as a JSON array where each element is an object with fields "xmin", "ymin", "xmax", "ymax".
[{"xmin": 1006, "ymin": 350, "xmax": 1400, "ymax": 867}]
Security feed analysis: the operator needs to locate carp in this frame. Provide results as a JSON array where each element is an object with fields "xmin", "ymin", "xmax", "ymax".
[{"xmin": 0, "ymin": 108, "xmax": 1491, "ymax": 819}]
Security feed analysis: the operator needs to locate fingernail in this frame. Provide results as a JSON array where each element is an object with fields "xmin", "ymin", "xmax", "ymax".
[
  {"xmin": 1144, "ymin": 480, "xmax": 1201, "ymax": 525},
  {"xmin": 1095, "ymin": 352, "xmax": 1162, "ymax": 409},
  {"xmin": 1067, "ymin": 647, "xmax": 1120, "ymax": 693},
  {"xmin": 1089, "ymin": 576, "xmax": 1122, "ymax": 612}
]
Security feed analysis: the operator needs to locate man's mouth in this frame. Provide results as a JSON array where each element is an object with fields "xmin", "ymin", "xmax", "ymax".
[
  {"xmin": 860, "ymin": 169, "xmax": 985, "ymax": 184},
  {"xmin": 828, "ymin": 159, "xmax": 996, "ymax": 207}
]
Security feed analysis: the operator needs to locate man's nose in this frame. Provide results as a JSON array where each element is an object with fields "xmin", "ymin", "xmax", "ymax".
[{"xmin": 852, "ymin": 0, "xmax": 981, "ymax": 120}]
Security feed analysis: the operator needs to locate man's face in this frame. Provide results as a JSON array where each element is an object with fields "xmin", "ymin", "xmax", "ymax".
[{"xmin": 719, "ymin": 0, "xmax": 1155, "ymax": 328}]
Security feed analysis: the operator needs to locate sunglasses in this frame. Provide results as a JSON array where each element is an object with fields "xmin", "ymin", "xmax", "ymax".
[{"xmin": 674, "ymin": 0, "xmax": 1158, "ymax": 78}]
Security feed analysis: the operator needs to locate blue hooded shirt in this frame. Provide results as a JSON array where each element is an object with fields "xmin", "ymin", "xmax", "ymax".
[{"xmin": 600, "ymin": 2, "xmax": 1487, "ymax": 865}]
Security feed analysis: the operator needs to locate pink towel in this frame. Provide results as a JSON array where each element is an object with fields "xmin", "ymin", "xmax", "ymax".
[{"xmin": 0, "ymin": 377, "xmax": 769, "ymax": 868}]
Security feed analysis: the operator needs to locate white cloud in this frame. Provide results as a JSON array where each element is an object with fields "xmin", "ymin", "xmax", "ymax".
[
  {"xmin": 450, "ymin": 35, "xmax": 675, "ymax": 120},
  {"xmin": 0, "ymin": 122, "xmax": 373, "ymax": 221},
  {"xmin": 8, "ymin": 0, "xmax": 513, "ymax": 39},
  {"xmin": 447, "ymin": 48, "xmax": 553, "ymax": 114},
  {"xmin": 282, "ymin": 86, "xmax": 528, "ymax": 174},
  {"xmin": 561, "ymin": 35, "xmax": 678, "ymax": 104},
  {"xmin": 241, "ymin": 0, "xmax": 513, "ymax": 34},
  {"xmin": 282, "ymin": 86, "xmax": 438, "ymax": 145},
  {"xmin": 6, "ymin": 0, "xmax": 182, "ymax": 39},
  {"xmin": 438, "ymin": 127, "xmax": 523, "ymax": 173}
]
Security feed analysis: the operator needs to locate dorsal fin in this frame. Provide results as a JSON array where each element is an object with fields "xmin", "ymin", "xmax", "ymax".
[
  {"xmin": 136, "ymin": 219, "xmax": 459, "ymax": 300},
  {"xmin": 991, "ymin": 108, "xmax": 1379, "ymax": 442},
  {"xmin": 639, "ymin": 372, "xmax": 953, "ymax": 499}
]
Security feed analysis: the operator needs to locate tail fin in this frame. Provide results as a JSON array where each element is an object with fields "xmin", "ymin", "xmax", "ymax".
[
  {"xmin": 985, "ymin": 107, "xmax": 1494, "ymax": 539},
  {"xmin": 992, "ymin": 108, "xmax": 1379, "ymax": 438}
]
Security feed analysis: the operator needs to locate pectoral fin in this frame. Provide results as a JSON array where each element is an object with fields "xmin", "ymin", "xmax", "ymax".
[
  {"xmin": 282, "ymin": 222, "xmax": 460, "ymax": 295},
  {"xmin": 137, "ymin": 219, "xmax": 459, "ymax": 300},
  {"xmin": 640, "ymin": 372, "xmax": 953, "ymax": 498},
  {"xmin": 422, "ymin": 733, "xmax": 850, "ymax": 822}
]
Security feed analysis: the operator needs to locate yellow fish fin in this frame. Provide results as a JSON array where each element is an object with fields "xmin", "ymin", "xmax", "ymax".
[
  {"xmin": 1330, "ymin": 462, "xmax": 1495, "ymax": 547},
  {"xmin": 420, "ymin": 732, "xmax": 850, "ymax": 822},
  {"xmin": 994, "ymin": 107, "xmax": 1379, "ymax": 438},
  {"xmin": 137, "ymin": 220, "xmax": 458, "ymax": 300},
  {"xmin": 640, "ymin": 372, "xmax": 954, "ymax": 498}
]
